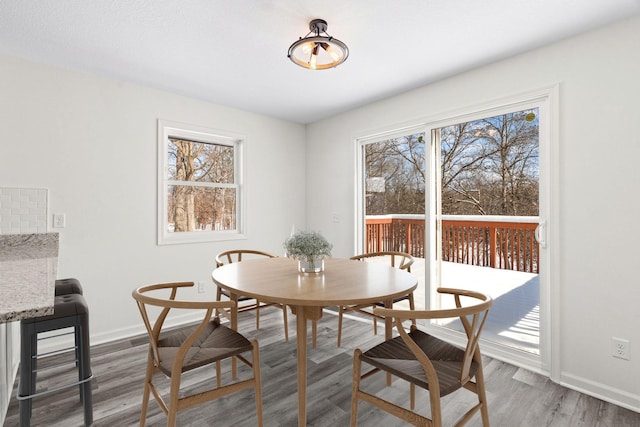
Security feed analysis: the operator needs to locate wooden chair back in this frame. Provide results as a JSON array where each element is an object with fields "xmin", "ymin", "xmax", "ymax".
[
  {"xmin": 213, "ymin": 248, "xmax": 288, "ymax": 343},
  {"xmin": 215, "ymin": 249, "xmax": 276, "ymax": 268},
  {"xmin": 350, "ymin": 250, "xmax": 414, "ymax": 272},
  {"xmin": 132, "ymin": 282, "xmax": 235, "ymax": 369},
  {"xmin": 375, "ymin": 287, "xmax": 492, "ymax": 386}
]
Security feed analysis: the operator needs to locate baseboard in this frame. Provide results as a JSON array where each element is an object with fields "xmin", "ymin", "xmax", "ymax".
[
  {"xmin": 90, "ymin": 311, "xmax": 205, "ymax": 347},
  {"xmin": 560, "ymin": 371, "xmax": 640, "ymax": 413}
]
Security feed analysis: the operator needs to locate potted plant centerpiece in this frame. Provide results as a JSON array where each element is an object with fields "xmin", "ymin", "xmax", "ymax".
[{"xmin": 284, "ymin": 230, "xmax": 333, "ymax": 273}]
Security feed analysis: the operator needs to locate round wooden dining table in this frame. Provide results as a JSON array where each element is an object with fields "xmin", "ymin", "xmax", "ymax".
[{"xmin": 211, "ymin": 256, "xmax": 417, "ymax": 427}]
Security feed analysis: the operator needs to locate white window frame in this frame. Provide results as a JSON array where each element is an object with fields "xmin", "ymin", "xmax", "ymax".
[{"xmin": 157, "ymin": 119, "xmax": 246, "ymax": 245}]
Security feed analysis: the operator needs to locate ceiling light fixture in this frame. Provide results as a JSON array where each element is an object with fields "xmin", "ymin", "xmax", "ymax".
[{"xmin": 287, "ymin": 19, "xmax": 349, "ymax": 70}]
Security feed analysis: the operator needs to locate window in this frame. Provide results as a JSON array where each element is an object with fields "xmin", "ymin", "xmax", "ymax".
[{"xmin": 157, "ymin": 120, "xmax": 244, "ymax": 245}]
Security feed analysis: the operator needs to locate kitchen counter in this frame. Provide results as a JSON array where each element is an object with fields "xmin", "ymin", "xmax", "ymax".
[{"xmin": 0, "ymin": 233, "xmax": 58, "ymax": 323}]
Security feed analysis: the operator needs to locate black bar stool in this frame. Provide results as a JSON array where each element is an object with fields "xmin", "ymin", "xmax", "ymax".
[
  {"xmin": 18, "ymin": 280, "xmax": 93, "ymax": 426},
  {"xmin": 54, "ymin": 277, "xmax": 83, "ymax": 296}
]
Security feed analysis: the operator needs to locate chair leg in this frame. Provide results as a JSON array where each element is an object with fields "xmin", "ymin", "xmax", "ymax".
[
  {"xmin": 337, "ymin": 306, "xmax": 344, "ymax": 347},
  {"xmin": 409, "ymin": 292, "xmax": 416, "ymax": 327},
  {"xmin": 312, "ymin": 320, "xmax": 317, "ymax": 349},
  {"xmin": 429, "ymin": 385, "xmax": 443, "ymax": 427},
  {"xmin": 256, "ymin": 299, "xmax": 261, "ymax": 330},
  {"xmin": 251, "ymin": 340, "xmax": 264, "ymax": 427},
  {"xmin": 230, "ymin": 294, "xmax": 239, "ymax": 378},
  {"xmin": 475, "ymin": 363, "xmax": 490, "ymax": 426},
  {"xmin": 282, "ymin": 305, "xmax": 289, "ymax": 342},
  {"xmin": 214, "ymin": 287, "xmax": 223, "ymax": 319},
  {"xmin": 410, "ymin": 383, "xmax": 416, "ymax": 410},
  {"xmin": 167, "ymin": 373, "xmax": 182, "ymax": 427},
  {"xmin": 216, "ymin": 361, "xmax": 222, "ymax": 388},
  {"xmin": 350, "ymin": 349, "xmax": 363, "ymax": 427},
  {"xmin": 373, "ymin": 305, "xmax": 378, "ymax": 335},
  {"xmin": 139, "ymin": 357, "xmax": 154, "ymax": 426}
]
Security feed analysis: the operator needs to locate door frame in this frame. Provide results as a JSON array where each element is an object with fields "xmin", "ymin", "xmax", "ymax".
[{"xmin": 354, "ymin": 85, "xmax": 559, "ymax": 378}]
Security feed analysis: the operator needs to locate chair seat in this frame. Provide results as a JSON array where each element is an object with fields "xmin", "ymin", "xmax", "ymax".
[
  {"xmin": 219, "ymin": 288, "xmax": 256, "ymax": 302},
  {"xmin": 157, "ymin": 320, "xmax": 253, "ymax": 376},
  {"xmin": 360, "ymin": 329, "xmax": 478, "ymax": 396},
  {"xmin": 373, "ymin": 294, "xmax": 411, "ymax": 307}
]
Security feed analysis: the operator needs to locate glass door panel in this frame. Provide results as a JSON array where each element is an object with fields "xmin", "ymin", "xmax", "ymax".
[
  {"xmin": 360, "ymin": 130, "xmax": 426, "ymax": 308},
  {"xmin": 434, "ymin": 108, "xmax": 541, "ymax": 355}
]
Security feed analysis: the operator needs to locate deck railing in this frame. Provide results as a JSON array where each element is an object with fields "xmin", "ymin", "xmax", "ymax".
[{"xmin": 365, "ymin": 215, "xmax": 539, "ymax": 273}]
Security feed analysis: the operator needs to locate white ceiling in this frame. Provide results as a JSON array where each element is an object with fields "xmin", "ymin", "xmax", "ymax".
[{"xmin": 1, "ymin": 1, "xmax": 639, "ymax": 124}]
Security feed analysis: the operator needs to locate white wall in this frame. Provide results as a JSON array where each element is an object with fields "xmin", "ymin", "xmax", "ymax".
[
  {"xmin": 305, "ymin": 16, "xmax": 640, "ymax": 411},
  {"xmin": 0, "ymin": 54, "xmax": 307, "ymax": 344}
]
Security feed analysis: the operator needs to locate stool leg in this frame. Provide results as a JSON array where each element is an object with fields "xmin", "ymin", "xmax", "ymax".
[
  {"xmin": 75, "ymin": 324, "xmax": 81, "ymax": 369},
  {"xmin": 75, "ymin": 325, "xmax": 84, "ymax": 403},
  {"xmin": 19, "ymin": 322, "xmax": 36, "ymax": 426},
  {"xmin": 78, "ymin": 314, "xmax": 93, "ymax": 426}
]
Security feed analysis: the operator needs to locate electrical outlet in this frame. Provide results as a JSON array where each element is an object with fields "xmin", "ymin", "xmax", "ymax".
[
  {"xmin": 612, "ymin": 337, "xmax": 630, "ymax": 360},
  {"xmin": 198, "ymin": 281, "xmax": 206, "ymax": 293},
  {"xmin": 53, "ymin": 213, "xmax": 66, "ymax": 228}
]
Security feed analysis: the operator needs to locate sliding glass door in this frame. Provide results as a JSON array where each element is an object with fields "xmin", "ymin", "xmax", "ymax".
[
  {"xmin": 431, "ymin": 108, "xmax": 542, "ymax": 361},
  {"xmin": 357, "ymin": 88, "xmax": 555, "ymax": 373}
]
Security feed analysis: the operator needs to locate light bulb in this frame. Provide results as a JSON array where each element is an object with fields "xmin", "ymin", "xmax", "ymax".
[
  {"xmin": 309, "ymin": 44, "xmax": 319, "ymax": 69},
  {"xmin": 301, "ymin": 41, "xmax": 315, "ymax": 55},
  {"xmin": 323, "ymin": 43, "xmax": 342, "ymax": 62}
]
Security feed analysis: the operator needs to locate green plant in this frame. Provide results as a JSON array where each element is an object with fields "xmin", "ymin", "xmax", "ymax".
[{"xmin": 283, "ymin": 230, "xmax": 332, "ymax": 264}]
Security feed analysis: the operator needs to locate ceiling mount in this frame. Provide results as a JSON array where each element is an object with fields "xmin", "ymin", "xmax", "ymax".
[
  {"xmin": 287, "ymin": 19, "xmax": 349, "ymax": 70},
  {"xmin": 309, "ymin": 18, "xmax": 328, "ymax": 33}
]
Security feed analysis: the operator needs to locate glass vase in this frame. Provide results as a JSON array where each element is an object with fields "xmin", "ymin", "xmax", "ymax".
[{"xmin": 297, "ymin": 256, "xmax": 325, "ymax": 273}]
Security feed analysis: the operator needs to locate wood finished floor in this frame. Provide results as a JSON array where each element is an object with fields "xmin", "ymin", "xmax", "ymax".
[{"xmin": 5, "ymin": 307, "xmax": 640, "ymax": 426}]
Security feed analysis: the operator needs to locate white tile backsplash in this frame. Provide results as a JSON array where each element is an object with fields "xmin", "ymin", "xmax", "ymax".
[{"xmin": 0, "ymin": 188, "xmax": 48, "ymax": 234}]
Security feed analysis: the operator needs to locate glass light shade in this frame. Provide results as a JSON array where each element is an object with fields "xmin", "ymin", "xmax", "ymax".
[{"xmin": 288, "ymin": 19, "xmax": 349, "ymax": 70}]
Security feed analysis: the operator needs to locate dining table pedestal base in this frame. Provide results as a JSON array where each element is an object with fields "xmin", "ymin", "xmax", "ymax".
[{"xmin": 290, "ymin": 305, "xmax": 324, "ymax": 427}]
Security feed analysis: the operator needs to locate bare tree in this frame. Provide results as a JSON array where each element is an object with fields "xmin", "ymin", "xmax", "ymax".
[
  {"xmin": 441, "ymin": 110, "xmax": 539, "ymax": 216},
  {"xmin": 363, "ymin": 109, "xmax": 538, "ymax": 218},
  {"xmin": 365, "ymin": 134, "xmax": 425, "ymax": 215},
  {"xmin": 169, "ymin": 139, "xmax": 199, "ymax": 232},
  {"xmin": 440, "ymin": 123, "xmax": 490, "ymax": 215},
  {"xmin": 168, "ymin": 139, "xmax": 235, "ymax": 232}
]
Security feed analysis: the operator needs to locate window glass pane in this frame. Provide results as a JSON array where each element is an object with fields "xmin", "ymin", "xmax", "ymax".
[
  {"xmin": 440, "ymin": 108, "xmax": 539, "ymax": 216},
  {"xmin": 364, "ymin": 132, "xmax": 425, "ymax": 216},
  {"xmin": 167, "ymin": 185, "xmax": 236, "ymax": 232},
  {"xmin": 168, "ymin": 138, "xmax": 235, "ymax": 184},
  {"xmin": 437, "ymin": 107, "xmax": 540, "ymax": 355}
]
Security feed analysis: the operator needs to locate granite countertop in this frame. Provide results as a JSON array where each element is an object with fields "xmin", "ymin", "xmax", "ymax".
[{"xmin": 0, "ymin": 233, "xmax": 58, "ymax": 323}]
